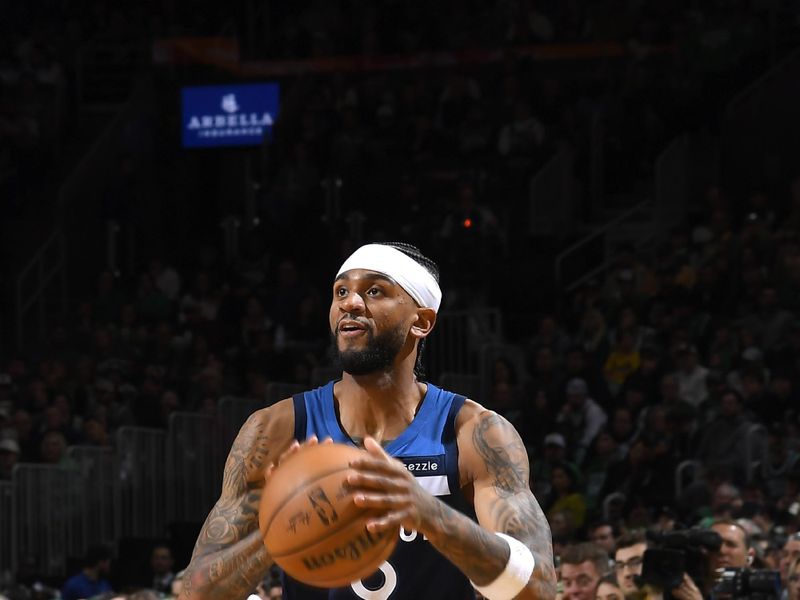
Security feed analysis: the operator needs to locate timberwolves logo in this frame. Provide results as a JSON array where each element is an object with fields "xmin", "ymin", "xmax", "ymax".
[{"xmin": 221, "ymin": 93, "xmax": 239, "ymax": 113}]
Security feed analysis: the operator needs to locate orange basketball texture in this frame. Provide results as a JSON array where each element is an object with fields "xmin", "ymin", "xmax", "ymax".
[{"xmin": 258, "ymin": 443, "xmax": 398, "ymax": 588}]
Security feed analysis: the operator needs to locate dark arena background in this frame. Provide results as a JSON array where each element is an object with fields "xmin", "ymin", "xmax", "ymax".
[{"xmin": 2, "ymin": 1, "xmax": 800, "ymax": 599}]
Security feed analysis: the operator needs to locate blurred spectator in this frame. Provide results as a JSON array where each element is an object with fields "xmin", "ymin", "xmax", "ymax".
[
  {"xmin": 528, "ymin": 346, "xmax": 562, "ymax": 403},
  {"xmin": 37, "ymin": 430, "xmax": 70, "ymax": 465},
  {"xmin": 146, "ymin": 543, "xmax": 175, "ymax": 594},
  {"xmin": 575, "ymin": 310, "xmax": 610, "ymax": 368},
  {"xmin": 497, "ymin": 100, "xmax": 546, "ymax": 158},
  {"xmin": 130, "ymin": 590, "xmax": 160, "ymax": 600},
  {"xmin": 673, "ymin": 344, "xmax": 708, "ymax": 408},
  {"xmin": 149, "ymin": 258, "xmax": 181, "ymax": 301},
  {"xmin": 727, "ymin": 345, "xmax": 771, "ymax": 396},
  {"xmin": 744, "ymin": 286, "xmax": 794, "ymax": 352},
  {"xmin": 557, "ymin": 378, "xmax": 607, "ymax": 465},
  {"xmin": 602, "ymin": 329, "xmax": 640, "ymax": 397},
  {"xmin": 560, "ymin": 542, "xmax": 609, "ymax": 600},
  {"xmin": 788, "ymin": 556, "xmax": 800, "ymax": 600},
  {"xmin": 613, "ymin": 530, "xmax": 647, "ymax": 600},
  {"xmin": 531, "ymin": 432, "xmax": 574, "ymax": 500},
  {"xmin": 82, "ymin": 417, "xmax": 111, "ymax": 447},
  {"xmin": 587, "ymin": 520, "xmax": 618, "ymax": 556},
  {"xmin": 760, "ymin": 426, "xmax": 800, "ymax": 501},
  {"xmin": 545, "ymin": 462, "xmax": 587, "ymax": 530},
  {"xmin": 780, "ymin": 533, "xmax": 800, "ymax": 592},
  {"xmin": 61, "ymin": 545, "xmax": 113, "ymax": 600},
  {"xmin": 582, "ymin": 430, "xmax": 622, "ymax": 511},
  {"xmin": 695, "ymin": 390, "xmax": 751, "ymax": 483},
  {"xmin": 595, "ymin": 575, "xmax": 624, "ymax": 600},
  {"xmin": 0, "ymin": 438, "xmax": 19, "ymax": 480},
  {"xmin": 528, "ymin": 314, "xmax": 571, "ymax": 362},
  {"xmin": 708, "ymin": 519, "xmax": 754, "ymax": 571}
]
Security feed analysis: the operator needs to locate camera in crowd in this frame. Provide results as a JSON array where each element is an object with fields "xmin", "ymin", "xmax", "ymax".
[
  {"xmin": 638, "ymin": 529, "xmax": 723, "ymax": 592},
  {"xmin": 714, "ymin": 567, "xmax": 781, "ymax": 600},
  {"xmin": 637, "ymin": 529, "xmax": 781, "ymax": 599}
]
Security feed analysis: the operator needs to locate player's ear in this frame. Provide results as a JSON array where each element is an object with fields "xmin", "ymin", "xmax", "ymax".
[{"xmin": 410, "ymin": 308, "xmax": 436, "ymax": 339}]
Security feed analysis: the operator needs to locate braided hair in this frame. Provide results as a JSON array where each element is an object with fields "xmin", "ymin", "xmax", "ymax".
[{"xmin": 377, "ymin": 242, "xmax": 440, "ymax": 379}]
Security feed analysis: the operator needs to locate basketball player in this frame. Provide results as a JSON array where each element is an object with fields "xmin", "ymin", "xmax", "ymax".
[{"xmin": 181, "ymin": 243, "xmax": 556, "ymax": 600}]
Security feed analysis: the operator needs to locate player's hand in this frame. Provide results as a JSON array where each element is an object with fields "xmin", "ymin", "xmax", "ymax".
[
  {"xmin": 670, "ymin": 574, "xmax": 702, "ymax": 600},
  {"xmin": 264, "ymin": 435, "xmax": 333, "ymax": 480},
  {"xmin": 346, "ymin": 436, "xmax": 436, "ymax": 534}
]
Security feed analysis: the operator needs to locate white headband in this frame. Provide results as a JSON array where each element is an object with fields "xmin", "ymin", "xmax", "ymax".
[{"xmin": 336, "ymin": 244, "xmax": 442, "ymax": 312}]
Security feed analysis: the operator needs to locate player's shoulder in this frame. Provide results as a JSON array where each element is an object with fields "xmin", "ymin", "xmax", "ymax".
[
  {"xmin": 241, "ymin": 396, "xmax": 295, "ymax": 432},
  {"xmin": 453, "ymin": 399, "xmax": 528, "ymax": 480},
  {"xmin": 233, "ymin": 398, "xmax": 296, "ymax": 481},
  {"xmin": 453, "ymin": 398, "xmax": 511, "ymax": 434}
]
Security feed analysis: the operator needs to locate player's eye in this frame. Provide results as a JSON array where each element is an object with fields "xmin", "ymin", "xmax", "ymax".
[
  {"xmin": 366, "ymin": 287, "xmax": 382, "ymax": 296},
  {"xmin": 335, "ymin": 286, "xmax": 347, "ymax": 297}
]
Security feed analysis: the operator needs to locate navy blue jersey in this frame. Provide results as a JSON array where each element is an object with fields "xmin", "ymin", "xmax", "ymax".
[{"xmin": 283, "ymin": 381, "xmax": 477, "ymax": 600}]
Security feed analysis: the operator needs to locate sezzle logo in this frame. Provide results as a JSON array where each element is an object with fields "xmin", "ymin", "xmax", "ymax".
[
  {"xmin": 221, "ymin": 93, "xmax": 239, "ymax": 113},
  {"xmin": 301, "ymin": 528, "xmax": 386, "ymax": 571}
]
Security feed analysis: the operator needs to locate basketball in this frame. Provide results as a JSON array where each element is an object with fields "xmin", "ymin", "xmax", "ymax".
[{"xmin": 258, "ymin": 442, "xmax": 398, "ymax": 588}]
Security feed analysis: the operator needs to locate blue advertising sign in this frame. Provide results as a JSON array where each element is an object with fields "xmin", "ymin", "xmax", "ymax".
[{"xmin": 182, "ymin": 83, "xmax": 279, "ymax": 148}]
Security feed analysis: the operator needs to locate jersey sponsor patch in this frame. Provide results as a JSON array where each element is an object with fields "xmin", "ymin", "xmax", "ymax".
[
  {"xmin": 399, "ymin": 455, "xmax": 450, "ymax": 496},
  {"xmin": 398, "ymin": 455, "xmax": 444, "ymax": 475}
]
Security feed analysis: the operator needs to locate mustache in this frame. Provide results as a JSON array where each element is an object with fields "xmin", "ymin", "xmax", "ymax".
[{"xmin": 335, "ymin": 315, "xmax": 371, "ymax": 330}]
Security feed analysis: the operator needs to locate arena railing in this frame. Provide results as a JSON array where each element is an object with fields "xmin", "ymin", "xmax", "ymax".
[
  {"xmin": 653, "ymin": 133, "xmax": 690, "ymax": 228},
  {"xmin": 67, "ymin": 446, "xmax": 116, "ymax": 556},
  {"xmin": 218, "ymin": 396, "xmax": 264, "ymax": 450},
  {"xmin": 12, "ymin": 464, "xmax": 82, "ymax": 578},
  {"xmin": 0, "ymin": 481, "xmax": 14, "ymax": 583},
  {"xmin": 554, "ymin": 199, "xmax": 654, "ymax": 294},
  {"xmin": 167, "ymin": 413, "xmax": 226, "ymax": 525},
  {"xmin": 554, "ymin": 131, "xmax": 692, "ymax": 297},
  {"xmin": 425, "ymin": 308, "xmax": 503, "ymax": 379},
  {"xmin": 528, "ymin": 147, "xmax": 576, "ymax": 236},
  {"xmin": 115, "ymin": 427, "xmax": 168, "ymax": 539},
  {"xmin": 15, "ymin": 229, "xmax": 68, "ymax": 349}
]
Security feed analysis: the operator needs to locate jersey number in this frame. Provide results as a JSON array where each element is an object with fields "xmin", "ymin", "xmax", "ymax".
[{"xmin": 351, "ymin": 560, "xmax": 397, "ymax": 599}]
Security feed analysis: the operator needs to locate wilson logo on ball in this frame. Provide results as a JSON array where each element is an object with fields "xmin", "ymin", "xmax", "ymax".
[{"xmin": 301, "ymin": 528, "xmax": 386, "ymax": 571}]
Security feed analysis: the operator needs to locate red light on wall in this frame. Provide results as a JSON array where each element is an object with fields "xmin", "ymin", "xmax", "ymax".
[{"xmin": 463, "ymin": 218, "xmax": 473, "ymax": 228}]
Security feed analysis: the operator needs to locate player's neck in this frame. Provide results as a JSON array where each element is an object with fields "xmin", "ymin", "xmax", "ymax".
[{"xmin": 335, "ymin": 371, "xmax": 425, "ymax": 443}]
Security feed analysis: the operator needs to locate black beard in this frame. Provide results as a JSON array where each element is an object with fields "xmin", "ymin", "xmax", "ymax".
[{"xmin": 332, "ymin": 325, "xmax": 406, "ymax": 376}]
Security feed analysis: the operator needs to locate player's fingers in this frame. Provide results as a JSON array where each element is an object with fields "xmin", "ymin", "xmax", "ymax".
[
  {"xmin": 345, "ymin": 471, "xmax": 406, "ymax": 492},
  {"xmin": 350, "ymin": 455, "xmax": 405, "ymax": 475},
  {"xmin": 321, "ymin": 436, "xmax": 334, "ymax": 444},
  {"xmin": 363, "ymin": 436, "xmax": 391, "ymax": 460},
  {"xmin": 277, "ymin": 440, "xmax": 301, "ymax": 464},
  {"xmin": 264, "ymin": 462, "xmax": 275, "ymax": 480},
  {"xmin": 304, "ymin": 435, "xmax": 320, "ymax": 446},
  {"xmin": 366, "ymin": 511, "xmax": 409, "ymax": 532},
  {"xmin": 352, "ymin": 492, "xmax": 411, "ymax": 509}
]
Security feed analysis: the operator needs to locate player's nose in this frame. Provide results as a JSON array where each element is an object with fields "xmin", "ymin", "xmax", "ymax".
[{"xmin": 341, "ymin": 291, "xmax": 366, "ymax": 312}]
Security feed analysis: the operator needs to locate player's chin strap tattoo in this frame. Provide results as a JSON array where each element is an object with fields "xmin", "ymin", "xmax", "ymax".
[{"xmin": 470, "ymin": 533, "xmax": 535, "ymax": 600}]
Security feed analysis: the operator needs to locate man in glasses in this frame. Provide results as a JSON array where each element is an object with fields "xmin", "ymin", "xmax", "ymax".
[
  {"xmin": 781, "ymin": 532, "xmax": 800, "ymax": 597},
  {"xmin": 614, "ymin": 531, "xmax": 647, "ymax": 599}
]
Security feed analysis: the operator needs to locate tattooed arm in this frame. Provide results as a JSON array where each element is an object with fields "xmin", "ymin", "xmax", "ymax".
[
  {"xmin": 461, "ymin": 408, "xmax": 556, "ymax": 598},
  {"xmin": 349, "ymin": 403, "xmax": 556, "ymax": 599},
  {"xmin": 181, "ymin": 402, "xmax": 294, "ymax": 600}
]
